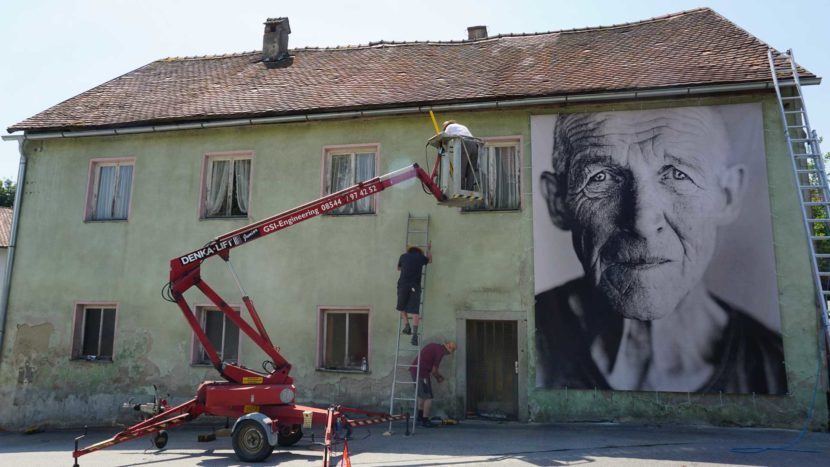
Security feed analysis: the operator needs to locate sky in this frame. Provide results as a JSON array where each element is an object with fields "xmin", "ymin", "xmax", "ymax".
[{"xmin": 2, "ymin": 0, "xmax": 829, "ymax": 182}]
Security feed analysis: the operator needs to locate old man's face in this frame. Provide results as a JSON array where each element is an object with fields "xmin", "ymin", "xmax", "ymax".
[{"xmin": 542, "ymin": 108, "xmax": 745, "ymax": 320}]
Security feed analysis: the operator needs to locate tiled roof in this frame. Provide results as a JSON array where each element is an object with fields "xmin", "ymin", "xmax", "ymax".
[
  {"xmin": 8, "ymin": 8, "xmax": 817, "ymax": 133},
  {"xmin": 0, "ymin": 207, "xmax": 12, "ymax": 247}
]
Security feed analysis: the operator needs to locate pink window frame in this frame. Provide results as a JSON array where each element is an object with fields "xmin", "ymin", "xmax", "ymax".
[
  {"xmin": 320, "ymin": 143, "xmax": 381, "ymax": 215},
  {"xmin": 198, "ymin": 150, "xmax": 255, "ymax": 220},
  {"xmin": 190, "ymin": 303, "xmax": 244, "ymax": 366},
  {"xmin": 316, "ymin": 305, "xmax": 372, "ymax": 371},
  {"xmin": 83, "ymin": 157, "xmax": 136, "ymax": 222},
  {"xmin": 71, "ymin": 301, "xmax": 120, "ymax": 362},
  {"xmin": 471, "ymin": 135, "xmax": 524, "ymax": 211}
]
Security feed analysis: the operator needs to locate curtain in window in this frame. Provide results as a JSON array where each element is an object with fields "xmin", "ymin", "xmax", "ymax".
[
  {"xmin": 463, "ymin": 145, "xmax": 519, "ymax": 211},
  {"xmin": 113, "ymin": 165, "xmax": 133, "ymax": 219},
  {"xmin": 330, "ymin": 155, "xmax": 351, "ymax": 193},
  {"xmin": 330, "ymin": 155, "xmax": 352, "ymax": 214},
  {"xmin": 205, "ymin": 160, "xmax": 230, "ymax": 217},
  {"xmin": 494, "ymin": 147, "xmax": 518, "ymax": 209},
  {"xmin": 234, "ymin": 159, "xmax": 251, "ymax": 215},
  {"xmin": 94, "ymin": 166, "xmax": 116, "ymax": 219},
  {"xmin": 354, "ymin": 153, "xmax": 375, "ymax": 213}
]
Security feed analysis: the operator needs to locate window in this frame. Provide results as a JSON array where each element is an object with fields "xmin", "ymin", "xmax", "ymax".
[
  {"xmin": 72, "ymin": 304, "xmax": 117, "ymax": 361},
  {"xmin": 463, "ymin": 140, "xmax": 521, "ymax": 211},
  {"xmin": 86, "ymin": 159, "xmax": 134, "ymax": 220},
  {"xmin": 318, "ymin": 307, "xmax": 369, "ymax": 371},
  {"xmin": 192, "ymin": 306, "xmax": 240, "ymax": 365},
  {"xmin": 323, "ymin": 146, "xmax": 377, "ymax": 215},
  {"xmin": 203, "ymin": 153, "xmax": 252, "ymax": 218}
]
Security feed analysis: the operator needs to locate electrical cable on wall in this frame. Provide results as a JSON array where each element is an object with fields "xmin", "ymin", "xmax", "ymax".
[{"xmin": 730, "ymin": 322, "xmax": 826, "ymax": 454}]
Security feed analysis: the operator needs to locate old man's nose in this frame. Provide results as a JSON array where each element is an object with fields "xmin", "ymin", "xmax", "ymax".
[{"xmin": 621, "ymin": 182, "xmax": 667, "ymax": 236}]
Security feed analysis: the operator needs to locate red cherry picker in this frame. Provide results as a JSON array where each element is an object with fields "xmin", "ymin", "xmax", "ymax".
[{"xmin": 71, "ymin": 128, "xmax": 483, "ymax": 466}]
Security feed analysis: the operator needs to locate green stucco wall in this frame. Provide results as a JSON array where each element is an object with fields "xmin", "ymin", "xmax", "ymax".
[{"xmin": 0, "ymin": 91, "xmax": 825, "ymax": 430}]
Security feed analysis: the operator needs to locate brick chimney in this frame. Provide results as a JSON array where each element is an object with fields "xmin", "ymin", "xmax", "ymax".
[
  {"xmin": 467, "ymin": 25, "xmax": 488, "ymax": 40},
  {"xmin": 263, "ymin": 17, "xmax": 291, "ymax": 62}
]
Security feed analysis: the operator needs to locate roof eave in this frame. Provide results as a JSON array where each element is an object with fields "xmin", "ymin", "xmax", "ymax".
[{"xmin": 4, "ymin": 78, "xmax": 821, "ymax": 140}]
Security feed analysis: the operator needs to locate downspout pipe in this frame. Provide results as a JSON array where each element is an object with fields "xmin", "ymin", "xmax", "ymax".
[{"xmin": 0, "ymin": 137, "xmax": 27, "ymax": 361}]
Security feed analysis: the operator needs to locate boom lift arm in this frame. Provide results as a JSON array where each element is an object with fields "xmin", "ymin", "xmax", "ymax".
[
  {"xmin": 74, "ymin": 160, "xmax": 451, "ymax": 466},
  {"xmin": 167, "ymin": 163, "xmax": 444, "ymax": 384}
]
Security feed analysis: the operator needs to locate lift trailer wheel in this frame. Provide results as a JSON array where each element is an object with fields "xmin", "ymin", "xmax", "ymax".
[
  {"xmin": 277, "ymin": 424, "xmax": 303, "ymax": 446},
  {"xmin": 232, "ymin": 420, "xmax": 275, "ymax": 462},
  {"xmin": 153, "ymin": 430, "xmax": 168, "ymax": 449}
]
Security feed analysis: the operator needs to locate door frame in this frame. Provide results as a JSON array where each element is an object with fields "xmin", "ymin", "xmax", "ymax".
[{"xmin": 456, "ymin": 310, "xmax": 528, "ymax": 422}]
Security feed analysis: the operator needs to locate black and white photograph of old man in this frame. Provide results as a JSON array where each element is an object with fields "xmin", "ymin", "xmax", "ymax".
[{"xmin": 531, "ymin": 104, "xmax": 787, "ymax": 394}]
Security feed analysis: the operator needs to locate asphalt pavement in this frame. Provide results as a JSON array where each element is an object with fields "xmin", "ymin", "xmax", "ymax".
[{"xmin": 1, "ymin": 419, "xmax": 829, "ymax": 466}]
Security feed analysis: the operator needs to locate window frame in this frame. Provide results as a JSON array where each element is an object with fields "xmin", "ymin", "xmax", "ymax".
[
  {"xmin": 462, "ymin": 136, "xmax": 523, "ymax": 212},
  {"xmin": 84, "ymin": 157, "xmax": 136, "ymax": 222},
  {"xmin": 316, "ymin": 306, "xmax": 371, "ymax": 372},
  {"xmin": 200, "ymin": 151, "xmax": 255, "ymax": 220},
  {"xmin": 71, "ymin": 302, "xmax": 119, "ymax": 362},
  {"xmin": 321, "ymin": 144, "xmax": 380, "ymax": 215},
  {"xmin": 191, "ymin": 304, "xmax": 243, "ymax": 366}
]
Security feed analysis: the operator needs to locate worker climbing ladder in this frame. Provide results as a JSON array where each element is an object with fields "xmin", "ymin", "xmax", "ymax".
[
  {"xmin": 387, "ymin": 213, "xmax": 430, "ymax": 434},
  {"xmin": 768, "ymin": 48, "xmax": 830, "ymax": 347}
]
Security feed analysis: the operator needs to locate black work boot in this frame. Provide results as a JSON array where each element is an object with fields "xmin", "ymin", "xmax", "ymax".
[
  {"xmin": 411, "ymin": 333, "xmax": 419, "ymax": 346},
  {"xmin": 402, "ymin": 323, "xmax": 412, "ymax": 335}
]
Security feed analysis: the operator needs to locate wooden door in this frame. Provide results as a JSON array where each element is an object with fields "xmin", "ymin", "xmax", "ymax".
[{"xmin": 465, "ymin": 320, "xmax": 518, "ymax": 420}]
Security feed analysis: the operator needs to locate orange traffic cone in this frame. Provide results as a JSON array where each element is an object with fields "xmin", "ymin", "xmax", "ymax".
[{"xmin": 341, "ymin": 439, "xmax": 351, "ymax": 467}]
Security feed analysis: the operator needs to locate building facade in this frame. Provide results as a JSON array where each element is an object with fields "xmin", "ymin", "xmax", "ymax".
[{"xmin": 1, "ymin": 8, "xmax": 825, "ymax": 430}]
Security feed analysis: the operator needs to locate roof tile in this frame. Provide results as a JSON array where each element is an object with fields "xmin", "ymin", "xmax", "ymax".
[{"xmin": 8, "ymin": 8, "xmax": 816, "ymax": 133}]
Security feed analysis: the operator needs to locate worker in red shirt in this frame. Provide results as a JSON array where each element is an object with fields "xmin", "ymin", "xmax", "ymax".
[{"xmin": 410, "ymin": 340, "xmax": 457, "ymax": 427}]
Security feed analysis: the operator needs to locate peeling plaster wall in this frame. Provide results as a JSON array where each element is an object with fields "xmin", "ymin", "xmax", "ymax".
[
  {"xmin": 0, "ymin": 92, "xmax": 824, "ymax": 430},
  {"xmin": 0, "ymin": 110, "xmax": 530, "ymax": 429}
]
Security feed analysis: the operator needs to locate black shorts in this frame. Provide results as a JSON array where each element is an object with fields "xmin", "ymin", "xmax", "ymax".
[
  {"xmin": 396, "ymin": 284, "xmax": 421, "ymax": 314},
  {"xmin": 414, "ymin": 375, "xmax": 433, "ymax": 400}
]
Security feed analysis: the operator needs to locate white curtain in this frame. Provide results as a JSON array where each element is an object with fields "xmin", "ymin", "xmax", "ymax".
[
  {"xmin": 328, "ymin": 153, "xmax": 375, "ymax": 214},
  {"xmin": 94, "ymin": 164, "xmax": 132, "ymax": 220},
  {"xmin": 494, "ymin": 146, "xmax": 518, "ymax": 209},
  {"xmin": 114, "ymin": 165, "xmax": 133, "ymax": 219},
  {"xmin": 464, "ymin": 146, "xmax": 519, "ymax": 211},
  {"xmin": 330, "ymin": 154, "xmax": 352, "ymax": 214},
  {"xmin": 205, "ymin": 160, "xmax": 230, "ymax": 217},
  {"xmin": 94, "ymin": 166, "xmax": 116, "ymax": 219},
  {"xmin": 354, "ymin": 153, "xmax": 375, "ymax": 213},
  {"xmin": 234, "ymin": 159, "xmax": 251, "ymax": 215}
]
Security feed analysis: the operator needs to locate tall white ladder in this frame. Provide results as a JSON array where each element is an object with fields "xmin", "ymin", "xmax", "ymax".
[
  {"xmin": 387, "ymin": 213, "xmax": 430, "ymax": 435},
  {"xmin": 768, "ymin": 48, "xmax": 830, "ymax": 346}
]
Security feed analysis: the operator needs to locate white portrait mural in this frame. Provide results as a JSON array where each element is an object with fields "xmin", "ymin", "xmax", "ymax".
[{"xmin": 531, "ymin": 103, "xmax": 787, "ymax": 394}]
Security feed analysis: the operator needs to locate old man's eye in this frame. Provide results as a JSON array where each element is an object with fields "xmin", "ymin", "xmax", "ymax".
[
  {"xmin": 664, "ymin": 166, "xmax": 694, "ymax": 183},
  {"xmin": 671, "ymin": 168, "xmax": 688, "ymax": 180},
  {"xmin": 660, "ymin": 165, "xmax": 700, "ymax": 194},
  {"xmin": 579, "ymin": 169, "xmax": 620, "ymax": 197}
]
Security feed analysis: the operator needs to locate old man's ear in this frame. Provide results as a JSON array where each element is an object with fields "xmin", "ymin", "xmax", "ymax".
[
  {"xmin": 540, "ymin": 171, "xmax": 571, "ymax": 230},
  {"xmin": 716, "ymin": 164, "xmax": 747, "ymax": 225}
]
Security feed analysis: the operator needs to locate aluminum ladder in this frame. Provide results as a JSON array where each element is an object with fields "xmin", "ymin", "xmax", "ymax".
[
  {"xmin": 387, "ymin": 213, "xmax": 430, "ymax": 434},
  {"xmin": 768, "ymin": 48, "xmax": 830, "ymax": 346}
]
